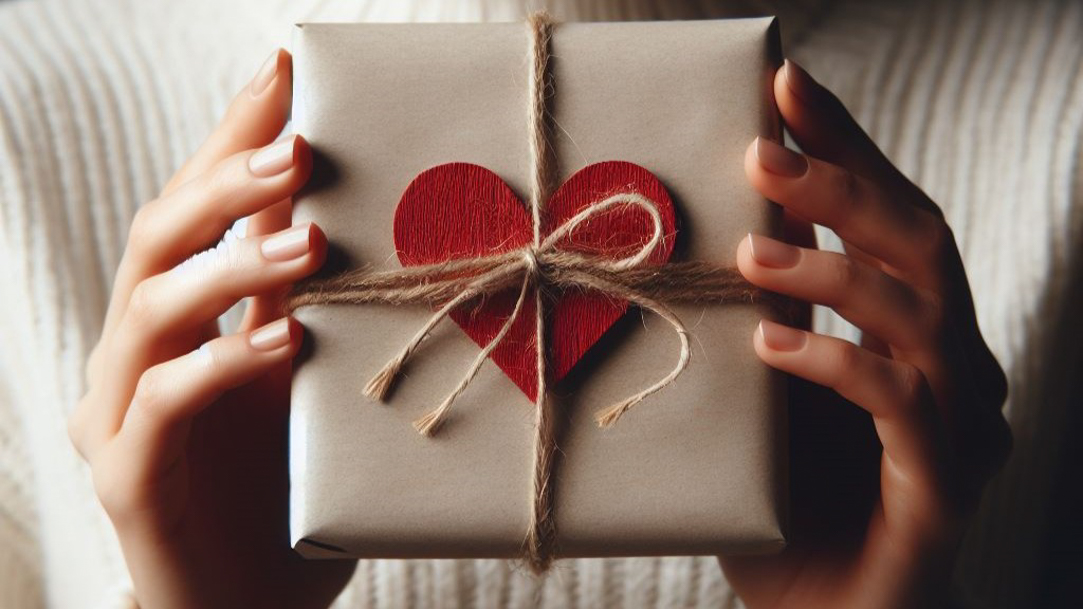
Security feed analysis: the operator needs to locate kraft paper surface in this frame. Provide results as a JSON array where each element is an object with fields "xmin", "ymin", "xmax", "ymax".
[{"xmin": 289, "ymin": 17, "xmax": 788, "ymax": 559}]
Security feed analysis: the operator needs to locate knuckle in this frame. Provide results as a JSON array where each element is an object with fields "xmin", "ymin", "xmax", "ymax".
[
  {"xmin": 90, "ymin": 464, "xmax": 117, "ymax": 512},
  {"xmin": 66, "ymin": 414, "xmax": 81, "ymax": 448},
  {"xmin": 919, "ymin": 291, "xmax": 950, "ymax": 340},
  {"xmin": 835, "ymin": 166, "xmax": 862, "ymax": 202},
  {"xmin": 127, "ymin": 206, "xmax": 148, "ymax": 242},
  {"xmin": 826, "ymin": 167, "xmax": 863, "ymax": 224},
  {"xmin": 829, "ymin": 340, "xmax": 861, "ymax": 387},
  {"xmin": 829, "ymin": 254, "xmax": 862, "ymax": 298},
  {"xmin": 123, "ymin": 279, "xmax": 162, "ymax": 332},
  {"xmin": 197, "ymin": 340, "xmax": 225, "ymax": 375},
  {"xmin": 894, "ymin": 363, "xmax": 929, "ymax": 410},
  {"xmin": 989, "ymin": 364, "xmax": 1009, "ymax": 407},
  {"xmin": 126, "ymin": 203, "xmax": 157, "ymax": 254},
  {"xmin": 91, "ymin": 456, "xmax": 139, "ymax": 517},
  {"xmin": 921, "ymin": 218, "xmax": 956, "ymax": 267},
  {"xmin": 184, "ymin": 342, "xmax": 225, "ymax": 397},
  {"xmin": 201, "ymin": 159, "xmax": 232, "ymax": 197},
  {"xmin": 67, "ymin": 398, "xmax": 91, "ymax": 457},
  {"xmin": 131, "ymin": 366, "xmax": 170, "ymax": 417},
  {"xmin": 203, "ymin": 154, "xmax": 246, "ymax": 204},
  {"xmin": 918, "ymin": 191, "xmax": 947, "ymax": 222},
  {"xmin": 190, "ymin": 157, "xmax": 248, "ymax": 233}
]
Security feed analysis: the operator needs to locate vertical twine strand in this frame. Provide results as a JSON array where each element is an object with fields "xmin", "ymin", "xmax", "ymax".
[
  {"xmin": 527, "ymin": 10, "xmax": 555, "ymax": 246},
  {"xmin": 525, "ymin": 9, "xmax": 558, "ymax": 574}
]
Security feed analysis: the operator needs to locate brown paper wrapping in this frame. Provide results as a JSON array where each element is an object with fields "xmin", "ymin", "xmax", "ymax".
[{"xmin": 289, "ymin": 17, "xmax": 787, "ymax": 560}]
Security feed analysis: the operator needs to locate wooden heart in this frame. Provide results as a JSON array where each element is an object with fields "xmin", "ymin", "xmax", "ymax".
[{"xmin": 394, "ymin": 161, "xmax": 677, "ymax": 400}]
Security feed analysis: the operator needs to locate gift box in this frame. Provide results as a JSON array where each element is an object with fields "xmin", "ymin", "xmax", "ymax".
[{"xmin": 288, "ymin": 16, "xmax": 788, "ymax": 564}]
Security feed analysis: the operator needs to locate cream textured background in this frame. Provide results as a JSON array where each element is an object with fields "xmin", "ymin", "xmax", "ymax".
[{"xmin": 0, "ymin": 0, "xmax": 1080, "ymax": 607}]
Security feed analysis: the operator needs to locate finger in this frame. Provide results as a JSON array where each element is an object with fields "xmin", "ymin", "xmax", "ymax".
[
  {"xmin": 90, "ymin": 49, "xmax": 296, "ymax": 383},
  {"xmin": 126, "ymin": 135, "xmax": 311, "ymax": 285},
  {"xmin": 93, "ymin": 224, "xmax": 325, "ymax": 442},
  {"xmin": 749, "ymin": 135, "xmax": 1007, "ymax": 409},
  {"xmin": 753, "ymin": 320, "xmax": 947, "ymax": 493},
  {"xmin": 102, "ymin": 135, "xmax": 312, "ymax": 345},
  {"xmin": 772, "ymin": 60, "xmax": 951, "ymax": 293},
  {"xmin": 774, "ymin": 60, "xmax": 917, "ymax": 196},
  {"xmin": 769, "ymin": 60, "xmax": 1010, "ymax": 477},
  {"xmin": 239, "ymin": 199, "xmax": 294, "ymax": 331},
  {"xmin": 738, "ymin": 233, "xmax": 999, "ymax": 447},
  {"xmin": 96, "ymin": 318, "xmax": 301, "ymax": 515},
  {"xmin": 738, "ymin": 234, "xmax": 935, "ymax": 352},
  {"xmin": 746, "ymin": 137, "xmax": 946, "ymax": 287},
  {"xmin": 127, "ymin": 222, "xmax": 324, "ymax": 337},
  {"xmin": 160, "ymin": 49, "xmax": 292, "ymax": 197}
]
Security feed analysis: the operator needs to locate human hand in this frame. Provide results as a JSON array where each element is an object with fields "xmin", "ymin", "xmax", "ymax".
[
  {"xmin": 68, "ymin": 49, "xmax": 355, "ymax": 609},
  {"xmin": 720, "ymin": 60, "xmax": 1012, "ymax": 608}
]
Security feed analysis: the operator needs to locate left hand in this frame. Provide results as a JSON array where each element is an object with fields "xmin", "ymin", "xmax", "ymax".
[
  {"xmin": 719, "ymin": 60, "xmax": 1011, "ymax": 608},
  {"xmin": 68, "ymin": 49, "xmax": 355, "ymax": 609}
]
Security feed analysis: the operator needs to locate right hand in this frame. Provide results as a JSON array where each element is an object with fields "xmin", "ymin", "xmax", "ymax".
[
  {"xmin": 68, "ymin": 49, "xmax": 355, "ymax": 609},
  {"xmin": 719, "ymin": 60, "xmax": 1011, "ymax": 609}
]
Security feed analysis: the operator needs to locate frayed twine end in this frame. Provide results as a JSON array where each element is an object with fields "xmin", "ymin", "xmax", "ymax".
[
  {"xmin": 363, "ymin": 359, "xmax": 403, "ymax": 401},
  {"xmin": 412, "ymin": 401, "xmax": 452, "ymax": 437},
  {"xmin": 594, "ymin": 396, "xmax": 643, "ymax": 428},
  {"xmin": 526, "ymin": 551, "xmax": 554, "ymax": 575}
]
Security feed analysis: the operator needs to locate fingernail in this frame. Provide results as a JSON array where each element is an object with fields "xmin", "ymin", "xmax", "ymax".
[
  {"xmin": 261, "ymin": 223, "xmax": 313, "ymax": 261},
  {"xmin": 249, "ymin": 136, "xmax": 296, "ymax": 177},
  {"xmin": 250, "ymin": 317, "xmax": 292, "ymax": 351},
  {"xmin": 250, "ymin": 50, "xmax": 280, "ymax": 96},
  {"xmin": 783, "ymin": 59, "xmax": 820, "ymax": 106},
  {"xmin": 748, "ymin": 233, "xmax": 801, "ymax": 269},
  {"xmin": 755, "ymin": 137, "xmax": 808, "ymax": 178},
  {"xmin": 758, "ymin": 320, "xmax": 807, "ymax": 352}
]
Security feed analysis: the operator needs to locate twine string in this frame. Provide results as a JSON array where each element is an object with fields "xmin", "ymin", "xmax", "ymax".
[
  {"xmin": 525, "ymin": 12, "xmax": 558, "ymax": 572},
  {"xmin": 285, "ymin": 11, "xmax": 774, "ymax": 573},
  {"xmin": 285, "ymin": 189, "xmax": 761, "ymax": 431},
  {"xmin": 360, "ymin": 190, "xmax": 679, "ymax": 433}
]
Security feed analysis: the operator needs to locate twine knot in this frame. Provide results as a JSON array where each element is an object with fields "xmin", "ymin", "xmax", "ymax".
[{"xmin": 521, "ymin": 247, "xmax": 540, "ymax": 278}]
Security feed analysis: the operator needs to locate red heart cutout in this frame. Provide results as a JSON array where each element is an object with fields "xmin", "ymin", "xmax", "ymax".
[{"xmin": 394, "ymin": 161, "xmax": 677, "ymax": 401}]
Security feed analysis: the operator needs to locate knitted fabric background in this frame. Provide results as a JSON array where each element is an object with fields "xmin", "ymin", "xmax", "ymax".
[{"xmin": 0, "ymin": 0, "xmax": 1080, "ymax": 607}]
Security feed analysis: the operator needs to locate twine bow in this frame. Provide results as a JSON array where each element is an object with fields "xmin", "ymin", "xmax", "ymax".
[
  {"xmin": 286, "ymin": 12, "xmax": 775, "ymax": 572},
  {"xmin": 369, "ymin": 190, "xmax": 678, "ymax": 434}
]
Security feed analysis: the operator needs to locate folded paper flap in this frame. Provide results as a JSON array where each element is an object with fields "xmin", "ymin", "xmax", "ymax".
[{"xmin": 290, "ymin": 17, "xmax": 786, "ymax": 558}]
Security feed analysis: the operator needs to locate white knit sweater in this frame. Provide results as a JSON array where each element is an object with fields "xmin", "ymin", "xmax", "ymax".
[{"xmin": 1, "ymin": 0, "xmax": 1080, "ymax": 607}]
